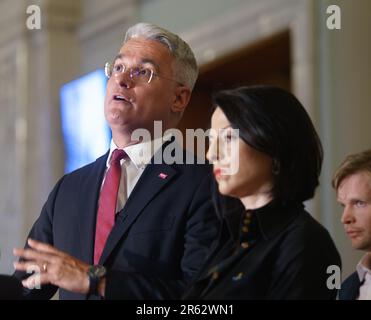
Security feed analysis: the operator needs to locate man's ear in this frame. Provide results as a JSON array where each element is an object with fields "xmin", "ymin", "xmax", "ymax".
[{"xmin": 171, "ymin": 86, "xmax": 191, "ymax": 113}]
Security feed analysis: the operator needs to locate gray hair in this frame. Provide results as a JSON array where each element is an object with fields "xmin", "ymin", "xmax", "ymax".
[{"xmin": 124, "ymin": 22, "xmax": 199, "ymax": 91}]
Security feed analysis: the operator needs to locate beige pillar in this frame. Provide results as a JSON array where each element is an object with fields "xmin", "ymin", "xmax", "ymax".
[
  {"xmin": 0, "ymin": 0, "xmax": 82, "ymax": 273},
  {"xmin": 317, "ymin": 0, "xmax": 371, "ymax": 279}
]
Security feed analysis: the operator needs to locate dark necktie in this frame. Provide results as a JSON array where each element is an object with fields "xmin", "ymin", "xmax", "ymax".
[{"xmin": 94, "ymin": 149, "xmax": 127, "ymax": 264}]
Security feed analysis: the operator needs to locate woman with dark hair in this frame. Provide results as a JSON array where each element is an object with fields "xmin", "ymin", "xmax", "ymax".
[{"xmin": 183, "ymin": 86, "xmax": 341, "ymax": 300}]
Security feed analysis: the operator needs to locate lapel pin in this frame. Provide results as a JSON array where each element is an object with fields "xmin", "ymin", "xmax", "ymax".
[
  {"xmin": 232, "ymin": 272, "xmax": 244, "ymax": 281},
  {"xmin": 158, "ymin": 173, "xmax": 168, "ymax": 179}
]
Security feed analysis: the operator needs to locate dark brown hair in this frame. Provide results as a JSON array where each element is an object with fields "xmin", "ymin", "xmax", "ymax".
[{"xmin": 212, "ymin": 85, "xmax": 323, "ymax": 204}]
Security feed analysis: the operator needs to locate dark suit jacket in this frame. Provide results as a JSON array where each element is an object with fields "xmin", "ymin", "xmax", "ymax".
[
  {"xmin": 339, "ymin": 272, "xmax": 361, "ymax": 300},
  {"xmin": 14, "ymin": 146, "xmax": 220, "ymax": 300},
  {"xmin": 0, "ymin": 275, "xmax": 23, "ymax": 300},
  {"xmin": 183, "ymin": 200, "xmax": 342, "ymax": 300}
]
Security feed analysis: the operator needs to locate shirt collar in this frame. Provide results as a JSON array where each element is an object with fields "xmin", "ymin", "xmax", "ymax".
[
  {"xmin": 107, "ymin": 133, "xmax": 172, "ymax": 169},
  {"xmin": 356, "ymin": 252, "xmax": 371, "ymax": 282},
  {"xmin": 223, "ymin": 199, "xmax": 304, "ymax": 243}
]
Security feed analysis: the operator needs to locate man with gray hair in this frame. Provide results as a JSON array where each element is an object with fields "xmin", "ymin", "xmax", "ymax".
[{"xmin": 13, "ymin": 22, "xmax": 219, "ymax": 300}]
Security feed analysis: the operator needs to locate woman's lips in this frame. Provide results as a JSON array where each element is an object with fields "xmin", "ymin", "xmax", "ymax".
[
  {"xmin": 214, "ymin": 168, "xmax": 229, "ymax": 178},
  {"xmin": 213, "ymin": 168, "xmax": 221, "ymax": 178}
]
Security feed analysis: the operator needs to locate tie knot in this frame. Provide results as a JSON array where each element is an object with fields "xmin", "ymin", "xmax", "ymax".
[{"xmin": 110, "ymin": 149, "xmax": 127, "ymax": 164}]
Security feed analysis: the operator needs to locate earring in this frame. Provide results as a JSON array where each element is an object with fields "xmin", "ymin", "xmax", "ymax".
[{"xmin": 272, "ymin": 159, "xmax": 280, "ymax": 175}]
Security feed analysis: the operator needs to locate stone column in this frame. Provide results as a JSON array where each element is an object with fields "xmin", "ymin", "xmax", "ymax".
[
  {"xmin": 0, "ymin": 0, "xmax": 82, "ymax": 273},
  {"xmin": 317, "ymin": 0, "xmax": 371, "ymax": 278}
]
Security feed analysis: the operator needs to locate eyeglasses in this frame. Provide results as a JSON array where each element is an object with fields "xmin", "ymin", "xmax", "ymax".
[{"xmin": 104, "ymin": 62, "xmax": 183, "ymax": 86}]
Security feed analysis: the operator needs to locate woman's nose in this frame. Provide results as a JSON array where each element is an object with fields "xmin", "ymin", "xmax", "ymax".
[{"xmin": 207, "ymin": 140, "xmax": 218, "ymax": 163}]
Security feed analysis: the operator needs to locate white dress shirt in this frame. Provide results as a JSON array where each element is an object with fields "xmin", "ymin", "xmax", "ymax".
[
  {"xmin": 102, "ymin": 134, "xmax": 171, "ymax": 213},
  {"xmin": 356, "ymin": 252, "xmax": 371, "ymax": 300}
]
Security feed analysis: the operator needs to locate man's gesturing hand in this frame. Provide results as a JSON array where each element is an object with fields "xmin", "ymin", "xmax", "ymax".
[{"xmin": 13, "ymin": 238, "xmax": 90, "ymax": 294}]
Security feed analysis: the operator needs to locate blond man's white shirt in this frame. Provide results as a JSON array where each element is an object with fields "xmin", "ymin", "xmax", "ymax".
[{"xmin": 356, "ymin": 252, "xmax": 371, "ymax": 300}]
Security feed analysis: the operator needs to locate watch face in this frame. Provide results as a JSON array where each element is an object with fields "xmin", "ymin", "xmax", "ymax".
[{"xmin": 91, "ymin": 266, "xmax": 106, "ymax": 278}]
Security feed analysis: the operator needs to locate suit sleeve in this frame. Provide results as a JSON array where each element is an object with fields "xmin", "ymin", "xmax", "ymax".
[
  {"xmin": 12, "ymin": 178, "xmax": 65, "ymax": 300},
  {"xmin": 104, "ymin": 172, "xmax": 220, "ymax": 299}
]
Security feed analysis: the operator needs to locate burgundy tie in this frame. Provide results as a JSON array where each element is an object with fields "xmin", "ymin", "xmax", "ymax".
[{"xmin": 94, "ymin": 149, "xmax": 127, "ymax": 264}]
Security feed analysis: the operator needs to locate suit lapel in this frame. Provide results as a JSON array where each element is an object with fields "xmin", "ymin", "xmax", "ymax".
[
  {"xmin": 77, "ymin": 152, "xmax": 109, "ymax": 264},
  {"xmin": 99, "ymin": 162, "xmax": 178, "ymax": 265}
]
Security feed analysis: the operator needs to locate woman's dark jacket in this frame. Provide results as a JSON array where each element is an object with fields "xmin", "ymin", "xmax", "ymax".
[{"xmin": 183, "ymin": 196, "xmax": 342, "ymax": 300}]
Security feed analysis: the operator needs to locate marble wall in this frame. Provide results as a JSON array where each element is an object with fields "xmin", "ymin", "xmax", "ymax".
[{"xmin": 0, "ymin": 43, "xmax": 21, "ymax": 272}]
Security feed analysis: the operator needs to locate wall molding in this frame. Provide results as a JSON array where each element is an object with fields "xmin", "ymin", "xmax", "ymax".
[{"xmin": 78, "ymin": 0, "xmax": 136, "ymax": 42}]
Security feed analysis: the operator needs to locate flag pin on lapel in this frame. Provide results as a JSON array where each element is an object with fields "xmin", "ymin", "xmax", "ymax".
[{"xmin": 158, "ymin": 172, "xmax": 168, "ymax": 179}]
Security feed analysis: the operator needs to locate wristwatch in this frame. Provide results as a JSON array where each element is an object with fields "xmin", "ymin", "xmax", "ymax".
[{"xmin": 87, "ymin": 265, "xmax": 106, "ymax": 296}]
